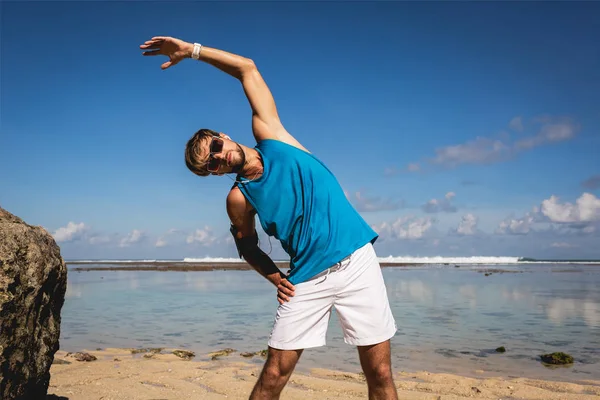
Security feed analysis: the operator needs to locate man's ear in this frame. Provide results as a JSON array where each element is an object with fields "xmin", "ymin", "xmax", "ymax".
[{"xmin": 219, "ymin": 132, "xmax": 232, "ymax": 140}]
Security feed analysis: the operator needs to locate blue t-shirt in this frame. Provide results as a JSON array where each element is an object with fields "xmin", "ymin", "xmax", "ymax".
[{"xmin": 236, "ymin": 139, "xmax": 378, "ymax": 285}]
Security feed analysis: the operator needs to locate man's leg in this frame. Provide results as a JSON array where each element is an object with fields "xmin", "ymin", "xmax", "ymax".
[
  {"xmin": 249, "ymin": 347, "xmax": 303, "ymax": 400},
  {"xmin": 331, "ymin": 243, "xmax": 398, "ymax": 399},
  {"xmin": 357, "ymin": 340, "xmax": 398, "ymax": 400}
]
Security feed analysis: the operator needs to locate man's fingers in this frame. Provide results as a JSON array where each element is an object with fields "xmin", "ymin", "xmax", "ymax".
[
  {"xmin": 142, "ymin": 50, "xmax": 161, "ymax": 56},
  {"xmin": 277, "ymin": 285, "xmax": 294, "ymax": 296},
  {"xmin": 281, "ymin": 280, "xmax": 295, "ymax": 291},
  {"xmin": 161, "ymin": 61, "xmax": 172, "ymax": 70},
  {"xmin": 140, "ymin": 44, "xmax": 160, "ymax": 50},
  {"xmin": 277, "ymin": 291, "xmax": 289, "ymax": 302}
]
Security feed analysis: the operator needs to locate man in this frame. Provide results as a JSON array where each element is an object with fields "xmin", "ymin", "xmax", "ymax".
[{"xmin": 140, "ymin": 36, "xmax": 399, "ymax": 400}]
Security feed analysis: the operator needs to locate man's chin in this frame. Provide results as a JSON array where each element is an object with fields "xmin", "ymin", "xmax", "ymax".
[{"xmin": 231, "ymin": 164, "xmax": 243, "ymax": 174}]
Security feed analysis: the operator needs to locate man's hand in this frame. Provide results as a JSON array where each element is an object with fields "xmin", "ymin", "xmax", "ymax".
[
  {"xmin": 140, "ymin": 36, "xmax": 193, "ymax": 70},
  {"xmin": 277, "ymin": 278, "xmax": 295, "ymax": 304}
]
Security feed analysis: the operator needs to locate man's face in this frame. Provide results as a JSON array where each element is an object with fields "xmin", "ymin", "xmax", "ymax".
[{"xmin": 202, "ymin": 133, "xmax": 245, "ymax": 175}]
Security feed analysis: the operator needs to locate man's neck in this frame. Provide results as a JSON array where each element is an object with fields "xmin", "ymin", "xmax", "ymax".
[{"xmin": 238, "ymin": 146, "xmax": 263, "ymax": 179}]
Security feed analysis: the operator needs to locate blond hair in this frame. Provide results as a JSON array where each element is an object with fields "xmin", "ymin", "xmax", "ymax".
[{"xmin": 184, "ymin": 128, "xmax": 220, "ymax": 176}]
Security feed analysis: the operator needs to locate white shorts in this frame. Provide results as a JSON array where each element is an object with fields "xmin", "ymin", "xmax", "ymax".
[{"xmin": 268, "ymin": 242, "xmax": 397, "ymax": 350}]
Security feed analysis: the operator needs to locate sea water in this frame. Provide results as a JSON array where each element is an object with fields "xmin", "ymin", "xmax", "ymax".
[{"xmin": 60, "ymin": 262, "xmax": 600, "ymax": 382}]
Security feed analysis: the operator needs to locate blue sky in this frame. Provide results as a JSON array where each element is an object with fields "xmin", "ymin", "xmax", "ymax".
[{"xmin": 1, "ymin": 2, "xmax": 599, "ymax": 260}]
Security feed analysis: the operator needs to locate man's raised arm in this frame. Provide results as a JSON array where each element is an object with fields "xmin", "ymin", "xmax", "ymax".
[{"xmin": 140, "ymin": 36, "xmax": 308, "ymax": 151}]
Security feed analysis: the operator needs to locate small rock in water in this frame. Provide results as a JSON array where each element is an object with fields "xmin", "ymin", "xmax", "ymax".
[
  {"xmin": 496, "ymin": 346, "xmax": 506, "ymax": 353},
  {"xmin": 173, "ymin": 350, "xmax": 195, "ymax": 360},
  {"xmin": 209, "ymin": 348, "xmax": 236, "ymax": 360},
  {"xmin": 73, "ymin": 352, "xmax": 97, "ymax": 362},
  {"xmin": 255, "ymin": 349, "xmax": 268, "ymax": 358},
  {"xmin": 240, "ymin": 352, "xmax": 255, "ymax": 358},
  {"xmin": 130, "ymin": 347, "xmax": 163, "ymax": 355},
  {"xmin": 540, "ymin": 352, "xmax": 574, "ymax": 365}
]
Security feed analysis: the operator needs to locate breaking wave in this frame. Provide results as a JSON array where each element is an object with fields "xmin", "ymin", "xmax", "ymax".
[
  {"xmin": 182, "ymin": 257, "xmax": 242, "ymax": 263},
  {"xmin": 377, "ymin": 256, "xmax": 521, "ymax": 264}
]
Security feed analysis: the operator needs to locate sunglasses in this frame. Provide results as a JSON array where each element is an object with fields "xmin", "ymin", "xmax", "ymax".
[{"xmin": 206, "ymin": 136, "xmax": 224, "ymax": 172}]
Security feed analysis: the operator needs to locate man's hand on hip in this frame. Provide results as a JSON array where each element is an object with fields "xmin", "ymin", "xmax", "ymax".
[{"xmin": 277, "ymin": 278, "xmax": 295, "ymax": 304}]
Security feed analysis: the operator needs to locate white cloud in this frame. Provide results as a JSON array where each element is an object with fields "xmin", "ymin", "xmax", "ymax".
[
  {"xmin": 551, "ymin": 242, "xmax": 579, "ymax": 248},
  {"xmin": 407, "ymin": 163, "xmax": 420, "ymax": 172},
  {"xmin": 541, "ymin": 193, "xmax": 600, "ymax": 223},
  {"xmin": 155, "ymin": 228, "xmax": 183, "ymax": 248},
  {"xmin": 52, "ymin": 222, "xmax": 87, "ymax": 242},
  {"xmin": 514, "ymin": 120, "xmax": 577, "ymax": 150},
  {"xmin": 88, "ymin": 235, "xmax": 111, "ymax": 245},
  {"xmin": 350, "ymin": 191, "xmax": 404, "ymax": 212},
  {"xmin": 373, "ymin": 216, "xmax": 434, "ymax": 240},
  {"xmin": 509, "ymin": 116, "xmax": 524, "ymax": 132},
  {"xmin": 455, "ymin": 214, "xmax": 478, "ymax": 236},
  {"xmin": 496, "ymin": 214, "xmax": 535, "ymax": 235},
  {"xmin": 422, "ymin": 192, "xmax": 457, "ymax": 213},
  {"xmin": 431, "ymin": 137, "xmax": 510, "ymax": 167},
  {"xmin": 495, "ymin": 193, "xmax": 600, "ymax": 236},
  {"xmin": 384, "ymin": 163, "xmax": 420, "ymax": 176},
  {"xmin": 186, "ymin": 226, "xmax": 217, "ymax": 245},
  {"xmin": 119, "ymin": 229, "xmax": 145, "ymax": 248},
  {"xmin": 418, "ymin": 115, "xmax": 579, "ymax": 169}
]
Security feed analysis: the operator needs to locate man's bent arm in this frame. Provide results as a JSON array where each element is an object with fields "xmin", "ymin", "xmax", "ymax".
[
  {"xmin": 226, "ymin": 187, "xmax": 285, "ymax": 287},
  {"xmin": 237, "ymin": 237, "xmax": 286, "ymax": 287}
]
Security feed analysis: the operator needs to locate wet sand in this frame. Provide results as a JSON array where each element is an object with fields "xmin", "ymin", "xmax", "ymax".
[{"xmin": 48, "ymin": 348, "xmax": 600, "ymax": 400}]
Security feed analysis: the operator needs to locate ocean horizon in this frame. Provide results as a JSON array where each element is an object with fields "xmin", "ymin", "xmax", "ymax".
[{"xmin": 64, "ymin": 256, "xmax": 600, "ymax": 264}]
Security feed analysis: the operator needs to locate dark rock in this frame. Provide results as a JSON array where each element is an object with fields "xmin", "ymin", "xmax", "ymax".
[
  {"xmin": 172, "ymin": 350, "xmax": 195, "ymax": 360},
  {"xmin": 209, "ymin": 348, "xmax": 236, "ymax": 360},
  {"xmin": 240, "ymin": 352, "xmax": 255, "ymax": 358},
  {"xmin": 72, "ymin": 352, "xmax": 97, "ymax": 362},
  {"xmin": 130, "ymin": 347, "xmax": 163, "ymax": 355},
  {"xmin": 0, "ymin": 207, "xmax": 68, "ymax": 400},
  {"xmin": 256, "ymin": 349, "xmax": 268, "ymax": 358},
  {"xmin": 496, "ymin": 346, "xmax": 506, "ymax": 353},
  {"xmin": 540, "ymin": 352, "xmax": 574, "ymax": 365}
]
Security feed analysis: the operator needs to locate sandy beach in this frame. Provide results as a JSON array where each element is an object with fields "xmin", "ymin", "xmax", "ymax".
[{"xmin": 48, "ymin": 348, "xmax": 600, "ymax": 400}]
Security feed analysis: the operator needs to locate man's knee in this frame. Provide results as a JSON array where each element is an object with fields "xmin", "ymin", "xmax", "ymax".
[
  {"xmin": 257, "ymin": 348, "xmax": 302, "ymax": 387},
  {"xmin": 366, "ymin": 362, "xmax": 394, "ymax": 384},
  {"xmin": 261, "ymin": 365, "xmax": 287, "ymax": 382}
]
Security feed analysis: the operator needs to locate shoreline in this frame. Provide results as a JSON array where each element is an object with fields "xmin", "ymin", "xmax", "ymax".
[
  {"xmin": 48, "ymin": 347, "xmax": 600, "ymax": 400},
  {"xmin": 66, "ymin": 261, "xmax": 529, "ymax": 272}
]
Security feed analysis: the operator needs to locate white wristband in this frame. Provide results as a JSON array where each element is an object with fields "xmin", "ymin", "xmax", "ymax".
[{"xmin": 191, "ymin": 43, "xmax": 202, "ymax": 60}]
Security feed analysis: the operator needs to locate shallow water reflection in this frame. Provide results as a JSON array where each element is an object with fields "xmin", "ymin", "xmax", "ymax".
[{"xmin": 61, "ymin": 263, "xmax": 600, "ymax": 382}]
